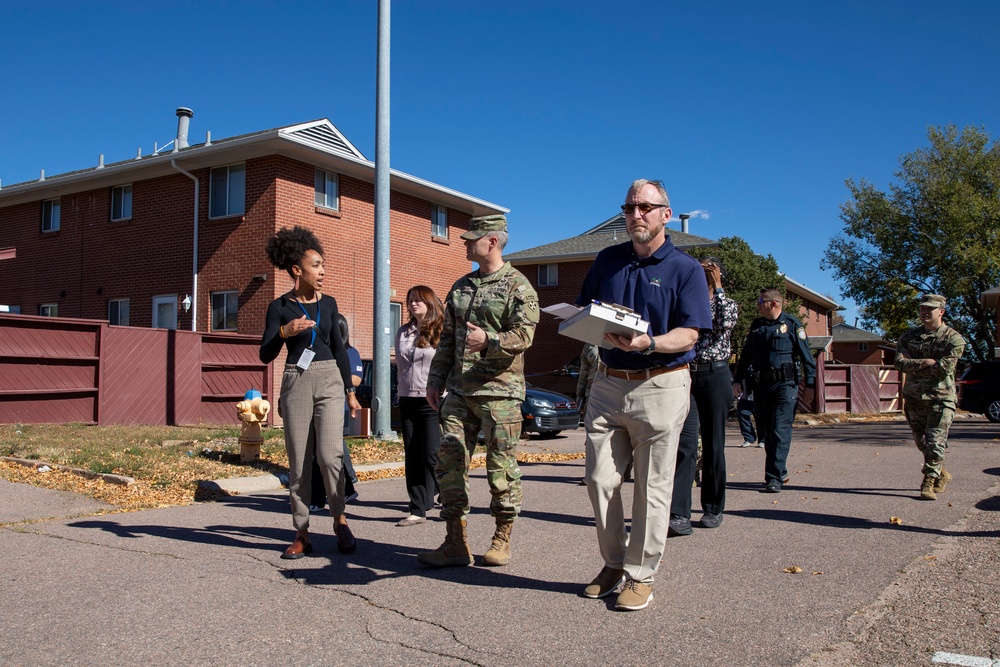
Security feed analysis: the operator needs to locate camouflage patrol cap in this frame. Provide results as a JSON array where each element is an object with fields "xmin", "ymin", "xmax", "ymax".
[
  {"xmin": 919, "ymin": 294, "xmax": 946, "ymax": 309},
  {"xmin": 460, "ymin": 214, "xmax": 508, "ymax": 240}
]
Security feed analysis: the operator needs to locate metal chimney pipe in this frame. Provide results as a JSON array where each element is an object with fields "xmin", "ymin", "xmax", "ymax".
[
  {"xmin": 679, "ymin": 213, "xmax": 690, "ymax": 234},
  {"xmin": 175, "ymin": 107, "xmax": 193, "ymax": 150}
]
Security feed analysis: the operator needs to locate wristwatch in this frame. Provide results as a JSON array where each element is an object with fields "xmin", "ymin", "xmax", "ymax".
[
  {"xmin": 642, "ymin": 336, "xmax": 657, "ymax": 355},
  {"xmin": 714, "ymin": 288, "xmax": 725, "ymax": 295},
  {"xmin": 345, "ymin": 387, "xmax": 357, "ymax": 394}
]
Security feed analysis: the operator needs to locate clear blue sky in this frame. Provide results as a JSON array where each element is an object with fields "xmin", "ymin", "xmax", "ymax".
[{"xmin": 3, "ymin": 1, "xmax": 999, "ymax": 326}]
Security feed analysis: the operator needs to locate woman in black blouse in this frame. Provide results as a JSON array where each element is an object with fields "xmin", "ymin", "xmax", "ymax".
[{"xmin": 260, "ymin": 226, "xmax": 362, "ymax": 559}]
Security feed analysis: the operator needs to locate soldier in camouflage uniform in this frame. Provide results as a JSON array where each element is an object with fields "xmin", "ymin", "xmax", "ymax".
[
  {"xmin": 416, "ymin": 214, "xmax": 539, "ymax": 568},
  {"xmin": 894, "ymin": 294, "xmax": 966, "ymax": 500}
]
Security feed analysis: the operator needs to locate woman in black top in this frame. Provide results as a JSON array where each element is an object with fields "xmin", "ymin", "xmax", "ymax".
[{"xmin": 260, "ymin": 226, "xmax": 362, "ymax": 559}]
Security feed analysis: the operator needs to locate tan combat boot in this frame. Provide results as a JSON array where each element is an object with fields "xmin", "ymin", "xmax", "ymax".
[
  {"xmin": 934, "ymin": 469, "xmax": 952, "ymax": 494},
  {"xmin": 416, "ymin": 519, "xmax": 472, "ymax": 567},
  {"xmin": 920, "ymin": 474, "xmax": 937, "ymax": 501},
  {"xmin": 481, "ymin": 519, "xmax": 514, "ymax": 566}
]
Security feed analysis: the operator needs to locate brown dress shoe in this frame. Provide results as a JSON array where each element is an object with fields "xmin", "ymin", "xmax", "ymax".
[
  {"xmin": 281, "ymin": 533, "xmax": 312, "ymax": 560},
  {"xmin": 335, "ymin": 521, "xmax": 357, "ymax": 554}
]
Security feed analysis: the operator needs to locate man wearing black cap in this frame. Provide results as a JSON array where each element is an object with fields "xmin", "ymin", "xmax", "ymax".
[
  {"xmin": 418, "ymin": 214, "xmax": 539, "ymax": 568},
  {"xmin": 895, "ymin": 294, "xmax": 966, "ymax": 500}
]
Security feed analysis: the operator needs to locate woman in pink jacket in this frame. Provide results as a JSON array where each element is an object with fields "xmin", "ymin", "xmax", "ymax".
[{"xmin": 395, "ymin": 285, "xmax": 445, "ymax": 526}]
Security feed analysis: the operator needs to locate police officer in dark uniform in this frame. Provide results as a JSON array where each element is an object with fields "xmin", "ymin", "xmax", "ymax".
[{"xmin": 732, "ymin": 288, "xmax": 816, "ymax": 493}]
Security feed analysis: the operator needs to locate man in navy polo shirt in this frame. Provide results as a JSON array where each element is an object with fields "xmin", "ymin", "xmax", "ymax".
[{"xmin": 578, "ymin": 179, "xmax": 712, "ymax": 611}]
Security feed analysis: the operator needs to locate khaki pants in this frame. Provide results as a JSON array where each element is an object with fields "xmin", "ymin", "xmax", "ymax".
[{"xmin": 584, "ymin": 368, "xmax": 690, "ymax": 583}]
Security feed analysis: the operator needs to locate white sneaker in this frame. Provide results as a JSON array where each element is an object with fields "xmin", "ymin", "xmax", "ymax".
[
  {"xmin": 740, "ymin": 441, "xmax": 755, "ymax": 448},
  {"xmin": 757, "ymin": 442, "xmax": 764, "ymax": 448}
]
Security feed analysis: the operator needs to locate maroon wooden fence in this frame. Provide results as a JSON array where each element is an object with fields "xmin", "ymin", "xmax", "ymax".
[
  {"xmin": 819, "ymin": 364, "xmax": 901, "ymax": 414},
  {"xmin": 0, "ymin": 314, "xmax": 268, "ymax": 426}
]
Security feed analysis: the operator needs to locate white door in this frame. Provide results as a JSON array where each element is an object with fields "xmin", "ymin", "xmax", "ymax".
[{"xmin": 152, "ymin": 295, "xmax": 178, "ymax": 330}]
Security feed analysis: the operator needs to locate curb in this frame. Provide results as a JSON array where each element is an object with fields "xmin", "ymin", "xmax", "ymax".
[
  {"xmin": 199, "ymin": 452, "xmax": 493, "ymax": 495},
  {"xmin": 1, "ymin": 456, "xmax": 135, "ymax": 486}
]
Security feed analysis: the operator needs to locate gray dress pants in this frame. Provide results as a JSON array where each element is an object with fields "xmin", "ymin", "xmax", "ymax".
[{"xmin": 279, "ymin": 360, "xmax": 346, "ymax": 530}]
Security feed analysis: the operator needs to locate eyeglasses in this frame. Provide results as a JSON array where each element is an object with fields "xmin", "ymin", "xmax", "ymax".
[{"xmin": 621, "ymin": 202, "xmax": 668, "ymax": 215}]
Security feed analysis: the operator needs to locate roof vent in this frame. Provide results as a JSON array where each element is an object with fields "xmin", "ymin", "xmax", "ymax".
[{"xmin": 174, "ymin": 107, "xmax": 193, "ymax": 151}]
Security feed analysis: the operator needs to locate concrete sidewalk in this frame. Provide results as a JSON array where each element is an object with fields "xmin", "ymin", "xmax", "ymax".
[{"xmin": 2, "ymin": 420, "xmax": 998, "ymax": 666}]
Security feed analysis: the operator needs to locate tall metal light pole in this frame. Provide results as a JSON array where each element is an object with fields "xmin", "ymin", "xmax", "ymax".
[{"xmin": 372, "ymin": 0, "xmax": 396, "ymax": 439}]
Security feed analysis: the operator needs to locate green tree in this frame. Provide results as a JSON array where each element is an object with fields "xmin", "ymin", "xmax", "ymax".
[
  {"xmin": 686, "ymin": 236, "xmax": 798, "ymax": 357},
  {"xmin": 822, "ymin": 125, "xmax": 1000, "ymax": 362}
]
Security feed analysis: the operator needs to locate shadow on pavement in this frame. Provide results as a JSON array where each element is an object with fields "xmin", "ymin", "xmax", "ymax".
[
  {"xmin": 277, "ymin": 539, "xmax": 586, "ymax": 595},
  {"xmin": 975, "ymin": 495, "xmax": 1000, "ymax": 512},
  {"xmin": 727, "ymin": 481, "xmax": 915, "ymax": 499},
  {"xmin": 67, "ymin": 519, "xmax": 292, "ymax": 551},
  {"xmin": 729, "ymin": 507, "xmax": 1000, "ymax": 538}
]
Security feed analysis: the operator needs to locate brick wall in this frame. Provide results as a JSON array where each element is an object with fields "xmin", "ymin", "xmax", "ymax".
[
  {"xmin": 0, "ymin": 156, "xmax": 477, "ymax": 359},
  {"xmin": 831, "ymin": 343, "xmax": 884, "ymax": 365},
  {"xmin": 266, "ymin": 157, "xmax": 473, "ymax": 360},
  {"xmin": 794, "ymin": 296, "xmax": 832, "ymax": 338}
]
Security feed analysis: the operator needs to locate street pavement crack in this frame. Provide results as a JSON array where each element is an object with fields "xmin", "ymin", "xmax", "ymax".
[{"xmin": 262, "ymin": 557, "xmax": 496, "ymax": 666}]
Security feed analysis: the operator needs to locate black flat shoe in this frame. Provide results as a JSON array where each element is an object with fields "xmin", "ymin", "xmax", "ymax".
[{"xmin": 335, "ymin": 522, "xmax": 357, "ymax": 554}]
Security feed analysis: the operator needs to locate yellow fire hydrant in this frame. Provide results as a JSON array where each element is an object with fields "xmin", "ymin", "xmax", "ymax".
[{"xmin": 236, "ymin": 390, "xmax": 270, "ymax": 463}]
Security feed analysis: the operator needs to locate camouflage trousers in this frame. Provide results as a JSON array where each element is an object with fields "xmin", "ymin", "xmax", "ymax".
[
  {"xmin": 903, "ymin": 398, "xmax": 955, "ymax": 477},
  {"xmin": 436, "ymin": 393, "xmax": 523, "ymax": 522}
]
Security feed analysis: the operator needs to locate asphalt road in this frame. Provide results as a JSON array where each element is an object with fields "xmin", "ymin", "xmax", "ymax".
[{"xmin": 2, "ymin": 418, "xmax": 998, "ymax": 666}]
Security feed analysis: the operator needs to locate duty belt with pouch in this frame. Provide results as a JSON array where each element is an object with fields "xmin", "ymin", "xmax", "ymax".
[{"xmin": 752, "ymin": 362, "xmax": 797, "ymax": 386}]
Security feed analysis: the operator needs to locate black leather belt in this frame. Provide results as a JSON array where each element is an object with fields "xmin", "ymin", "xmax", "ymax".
[{"xmin": 689, "ymin": 360, "xmax": 729, "ymax": 373}]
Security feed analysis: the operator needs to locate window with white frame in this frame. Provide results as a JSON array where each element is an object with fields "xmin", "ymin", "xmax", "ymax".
[
  {"xmin": 859, "ymin": 342, "xmax": 869, "ymax": 352},
  {"xmin": 210, "ymin": 163, "xmax": 246, "ymax": 218},
  {"xmin": 431, "ymin": 205, "xmax": 448, "ymax": 238},
  {"xmin": 108, "ymin": 298, "xmax": 129, "ymax": 326},
  {"xmin": 42, "ymin": 198, "xmax": 60, "ymax": 232},
  {"xmin": 111, "ymin": 184, "xmax": 133, "ymax": 221},
  {"xmin": 314, "ymin": 170, "xmax": 340, "ymax": 210},
  {"xmin": 538, "ymin": 263, "xmax": 558, "ymax": 287},
  {"xmin": 152, "ymin": 295, "xmax": 178, "ymax": 330},
  {"xmin": 40, "ymin": 303, "xmax": 58, "ymax": 317},
  {"xmin": 211, "ymin": 291, "xmax": 238, "ymax": 331}
]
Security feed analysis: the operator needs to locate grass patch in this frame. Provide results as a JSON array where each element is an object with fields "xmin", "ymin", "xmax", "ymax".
[{"xmin": 0, "ymin": 423, "xmax": 405, "ymax": 512}]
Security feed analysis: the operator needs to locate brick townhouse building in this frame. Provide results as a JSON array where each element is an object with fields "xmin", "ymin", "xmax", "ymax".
[
  {"xmin": 830, "ymin": 323, "xmax": 893, "ymax": 365},
  {"xmin": 507, "ymin": 214, "xmax": 840, "ymax": 375},
  {"xmin": 0, "ymin": 110, "xmax": 506, "ymax": 403}
]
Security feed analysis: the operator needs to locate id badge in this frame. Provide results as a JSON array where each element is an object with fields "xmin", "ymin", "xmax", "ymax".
[{"xmin": 296, "ymin": 348, "xmax": 316, "ymax": 370}]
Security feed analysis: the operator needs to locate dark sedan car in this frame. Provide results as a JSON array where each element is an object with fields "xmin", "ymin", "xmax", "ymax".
[
  {"xmin": 958, "ymin": 361, "xmax": 1000, "ymax": 423},
  {"xmin": 521, "ymin": 385, "xmax": 580, "ymax": 438},
  {"xmin": 525, "ymin": 357, "xmax": 581, "ymax": 399},
  {"xmin": 357, "ymin": 360, "xmax": 401, "ymax": 430}
]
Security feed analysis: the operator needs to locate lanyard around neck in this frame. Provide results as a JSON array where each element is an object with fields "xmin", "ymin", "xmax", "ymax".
[{"xmin": 293, "ymin": 296, "xmax": 320, "ymax": 348}]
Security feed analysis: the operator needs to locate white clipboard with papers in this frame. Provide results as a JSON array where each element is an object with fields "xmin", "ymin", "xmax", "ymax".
[{"xmin": 542, "ymin": 302, "xmax": 649, "ymax": 350}]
